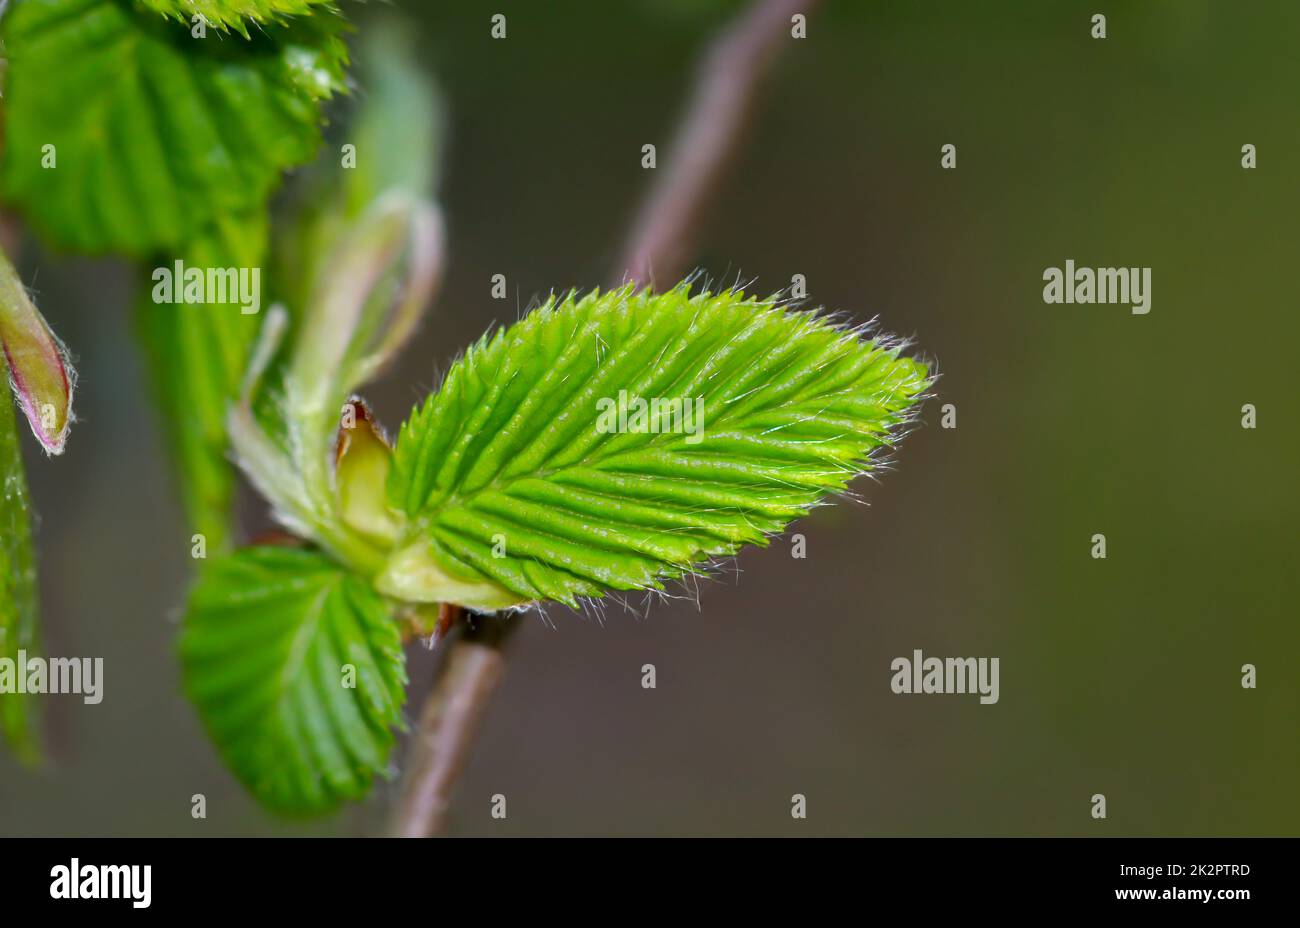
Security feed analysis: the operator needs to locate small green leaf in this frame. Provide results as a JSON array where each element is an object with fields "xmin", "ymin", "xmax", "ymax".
[
  {"xmin": 0, "ymin": 353, "xmax": 42, "ymax": 764},
  {"xmin": 138, "ymin": 0, "xmax": 336, "ymax": 34},
  {"xmin": 380, "ymin": 285, "xmax": 929, "ymax": 610},
  {"xmin": 0, "ymin": 0, "xmax": 348, "ymax": 256},
  {"xmin": 135, "ymin": 211, "xmax": 268, "ymax": 551},
  {"xmin": 180, "ymin": 545, "xmax": 407, "ymax": 815}
]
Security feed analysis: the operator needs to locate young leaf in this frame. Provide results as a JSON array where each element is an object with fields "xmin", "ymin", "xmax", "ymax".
[
  {"xmin": 135, "ymin": 212, "xmax": 268, "ymax": 551},
  {"xmin": 0, "ymin": 355, "xmax": 42, "ymax": 763},
  {"xmin": 380, "ymin": 285, "xmax": 929, "ymax": 610},
  {"xmin": 231, "ymin": 28, "xmax": 445, "ymax": 568},
  {"xmin": 225, "ymin": 197, "xmax": 439, "ymax": 574},
  {"xmin": 180, "ymin": 546, "xmax": 407, "ymax": 814},
  {"xmin": 0, "ymin": 248, "xmax": 75, "ymax": 455},
  {"xmin": 138, "ymin": 0, "xmax": 335, "ymax": 34},
  {"xmin": 283, "ymin": 193, "xmax": 441, "ymax": 458},
  {"xmin": 273, "ymin": 18, "xmax": 446, "ymax": 326},
  {"xmin": 0, "ymin": 0, "xmax": 348, "ymax": 256},
  {"xmin": 335, "ymin": 400, "xmax": 401, "ymax": 547},
  {"xmin": 340, "ymin": 21, "xmax": 445, "ymax": 213}
]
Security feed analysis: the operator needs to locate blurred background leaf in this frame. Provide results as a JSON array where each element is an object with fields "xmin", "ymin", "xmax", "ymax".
[
  {"xmin": 134, "ymin": 212, "xmax": 268, "ymax": 552},
  {"xmin": 0, "ymin": 0, "xmax": 348, "ymax": 256},
  {"xmin": 0, "ymin": 354, "xmax": 42, "ymax": 764},
  {"xmin": 274, "ymin": 19, "xmax": 446, "ymax": 322}
]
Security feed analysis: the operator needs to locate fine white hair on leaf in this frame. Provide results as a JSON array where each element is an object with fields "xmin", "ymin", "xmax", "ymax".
[{"xmin": 389, "ymin": 279, "xmax": 930, "ymax": 616}]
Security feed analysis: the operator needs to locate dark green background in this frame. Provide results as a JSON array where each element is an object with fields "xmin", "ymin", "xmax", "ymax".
[{"xmin": 1, "ymin": 0, "xmax": 1295, "ymax": 836}]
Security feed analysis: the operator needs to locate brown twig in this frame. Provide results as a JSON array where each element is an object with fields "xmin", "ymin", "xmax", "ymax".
[
  {"xmin": 615, "ymin": 0, "xmax": 819, "ymax": 288},
  {"xmin": 387, "ymin": 607, "xmax": 518, "ymax": 838},
  {"xmin": 387, "ymin": 0, "xmax": 814, "ymax": 838}
]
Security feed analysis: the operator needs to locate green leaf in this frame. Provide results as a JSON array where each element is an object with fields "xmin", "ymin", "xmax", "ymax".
[
  {"xmin": 138, "ymin": 0, "xmax": 335, "ymax": 34},
  {"xmin": 0, "ymin": 353, "xmax": 42, "ymax": 764},
  {"xmin": 0, "ymin": 0, "xmax": 348, "ymax": 256},
  {"xmin": 180, "ymin": 545, "xmax": 407, "ymax": 814},
  {"xmin": 379, "ymin": 285, "xmax": 930, "ymax": 611},
  {"xmin": 135, "ymin": 211, "xmax": 268, "ymax": 551}
]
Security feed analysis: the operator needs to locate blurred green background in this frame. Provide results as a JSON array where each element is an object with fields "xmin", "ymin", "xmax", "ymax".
[{"xmin": 1, "ymin": 0, "xmax": 1295, "ymax": 836}]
